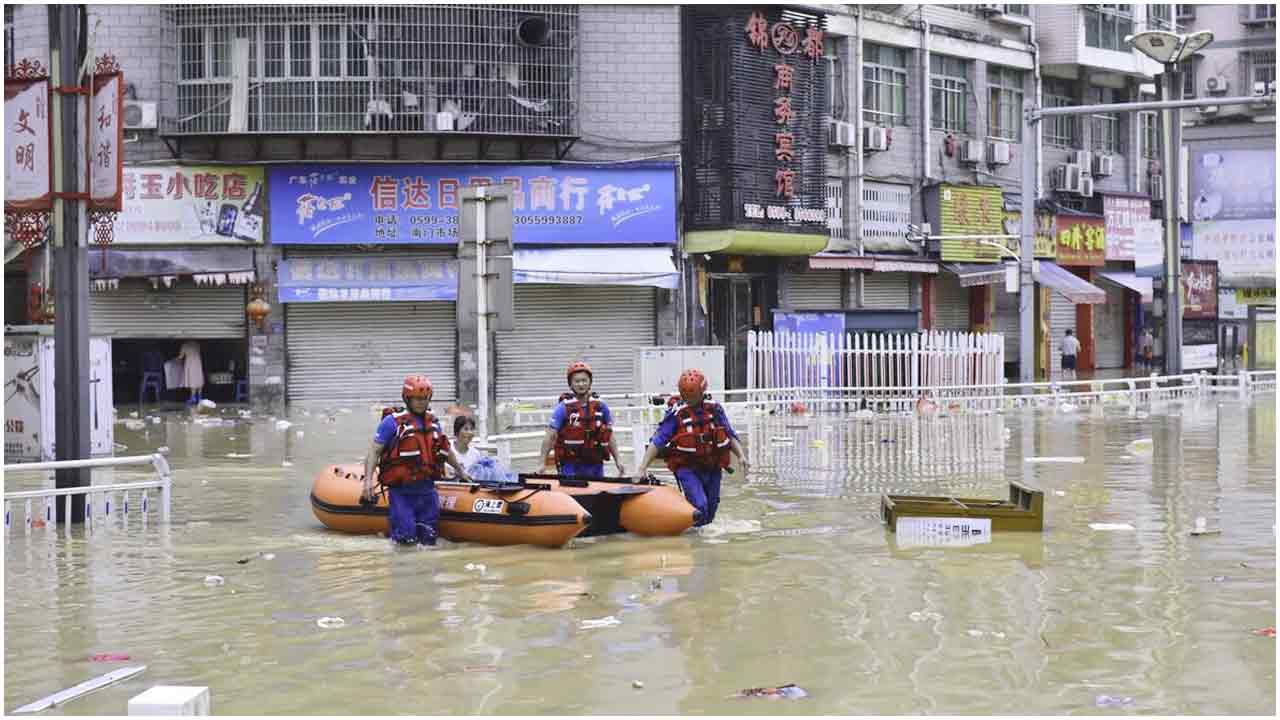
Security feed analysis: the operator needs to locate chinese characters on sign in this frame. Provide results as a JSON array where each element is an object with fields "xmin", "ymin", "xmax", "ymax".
[
  {"xmin": 1191, "ymin": 219, "xmax": 1276, "ymax": 287},
  {"xmin": 89, "ymin": 72, "xmax": 123, "ymax": 210},
  {"xmin": 1181, "ymin": 260, "xmax": 1218, "ymax": 320},
  {"xmin": 276, "ymin": 256, "xmax": 459, "ymax": 303},
  {"xmin": 4, "ymin": 78, "xmax": 53, "ymax": 210},
  {"xmin": 936, "ymin": 184, "xmax": 1007, "ymax": 262},
  {"xmin": 1102, "ymin": 196, "xmax": 1149, "ymax": 262},
  {"xmin": 270, "ymin": 165, "xmax": 677, "ymax": 245},
  {"xmin": 1054, "ymin": 216, "xmax": 1105, "ymax": 267},
  {"xmin": 111, "ymin": 165, "xmax": 266, "ymax": 244}
]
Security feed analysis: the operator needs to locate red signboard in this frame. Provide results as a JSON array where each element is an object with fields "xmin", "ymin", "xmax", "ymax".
[
  {"xmin": 1181, "ymin": 259, "xmax": 1218, "ymax": 320},
  {"xmin": 1054, "ymin": 215, "xmax": 1106, "ymax": 266},
  {"xmin": 745, "ymin": 11, "xmax": 822, "ymax": 202}
]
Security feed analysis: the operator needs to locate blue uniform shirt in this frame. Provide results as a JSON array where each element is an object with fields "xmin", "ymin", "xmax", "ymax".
[
  {"xmin": 548, "ymin": 397, "xmax": 615, "ymax": 431},
  {"xmin": 649, "ymin": 402, "xmax": 738, "ymax": 448}
]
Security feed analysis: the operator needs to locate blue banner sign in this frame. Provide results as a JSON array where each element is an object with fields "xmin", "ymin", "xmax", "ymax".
[
  {"xmin": 269, "ymin": 164, "xmax": 677, "ymax": 245},
  {"xmin": 277, "ymin": 256, "xmax": 458, "ymax": 303}
]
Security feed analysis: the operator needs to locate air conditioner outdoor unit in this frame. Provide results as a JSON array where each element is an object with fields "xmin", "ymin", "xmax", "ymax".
[
  {"xmin": 1079, "ymin": 176, "xmax": 1094, "ymax": 198},
  {"xmin": 864, "ymin": 125, "xmax": 891, "ymax": 152},
  {"xmin": 1052, "ymin": 164, "xmax": 1083, "ymax": 193},
  {"xmin": 123, "ymin": 100, "xmax": 158, "ymax": 130},
  {"xmin": 1093, "ymin": 154, "xmax": 1114, "ymax": 177},
  {"xmin": 1253, "ymin": 80, "xmax": 1271, "ymax": 96},
  {"xmin": 1201, "ymin": 104, "xmax": 1219, "ymax": 115},
  {"xmin": 827, "ymin": 119, "xmax": 855, "ymax": 147},
  {"xmin": 987, "ymin": 141, "xmax": 1011, "ymax": 165},
  {"xmin": 1205, "ymin": 75, "xmax": 1229, "ymax": 95},
  {"xmin": 1072, "ymin": 150, "xmax": 1093, "ymax": 172},
  {"xmin": 959, "ymin": 139, "xmax": 984, "ymax": 164},
  {"xmin": 976, "ymin": 3, "xmax": 1003, "ymax": 14}
]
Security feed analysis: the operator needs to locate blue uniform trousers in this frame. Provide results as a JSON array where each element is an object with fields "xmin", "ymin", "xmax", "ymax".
[
  {"xmin": 558, "ymin": 461, "xmax": 604, "ymax": 479},
  {"xmin": 387, "ymin": 480, "xmax": 440, "ymax": 545},
  {"xmin": 675, "ymin": 466, "xmax": 722, "ymax": 527}
]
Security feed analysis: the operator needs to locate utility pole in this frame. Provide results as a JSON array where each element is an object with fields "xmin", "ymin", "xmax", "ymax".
[
  {"xmin": 1019, "ymin": 99, "xmax": 1038, "ymax": 384},
  {"xmin": 473, "ymin": 186, "xmax": 490, "ymax": 440},
  {"xmin": 50, "ymin": 4, "xmax": 92, "ymax": 521},
  {"xmin": 1160, "ymin": 66, "xmax": 1184, "ymax": 375}
]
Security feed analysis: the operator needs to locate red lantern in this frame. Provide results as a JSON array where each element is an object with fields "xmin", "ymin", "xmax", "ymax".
[{"xmin": 246, "ymin": 283, "xmax": 270, "ymax": 330}]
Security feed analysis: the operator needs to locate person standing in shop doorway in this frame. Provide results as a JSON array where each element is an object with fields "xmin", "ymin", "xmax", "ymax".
[
  {"xmin": 176, "ymin": 340, "xmax": 205, "ymax": 405},
  {"xmin": 1061, "ymin": 329, "xmax": 1081, "ymax": 381},
  {"xmin": 1138, "ymin": 327, "xmax": 1155, "ymax": 372}
]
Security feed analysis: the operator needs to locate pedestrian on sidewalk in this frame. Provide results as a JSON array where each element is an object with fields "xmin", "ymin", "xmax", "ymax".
[
  {"xmin": 175, "ymin": 340, "xmax": 205, "ymax": 405},
  {"xmin": 1138, "ymin": 328, "xmax": 1155, "ymax": 371},
  {"xmin": 539, "ymin": 361, "xmax": 626, "ymax": 478},
  {"xmin": 635, "ymin": 368, "xmax": 748, "ymax": 527},
  {"xmin": 1061, "ymin": 329, "xmax": 1081, "ymax": 380}
]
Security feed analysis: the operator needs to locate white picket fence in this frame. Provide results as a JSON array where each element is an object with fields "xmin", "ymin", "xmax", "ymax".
[{"xmin": 747, "ymin": 330, "xmax": 1005, "ymax": 410}]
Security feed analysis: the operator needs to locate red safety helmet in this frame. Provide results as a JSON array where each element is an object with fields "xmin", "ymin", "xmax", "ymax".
[
  {"xmin": 566, "ymin": 361, "xmax": 593, "ymax": 385},
  {"xmin": 402, "ymin": 374, "xmax": 433, "ymax": 401},
  {"xmin": 677, "ymin": 368, "xmax": 708, "ymax": 401}
]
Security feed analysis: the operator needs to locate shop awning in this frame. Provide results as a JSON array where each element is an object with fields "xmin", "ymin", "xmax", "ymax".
[
  {"xmin": 684, "ymin": 229, "xmax": 827, "ymax": 256},
  {"xmin": 1098, "ymin": 271, "xmax": 1153, "ymax": 303},
  {"xmin": 513, "ymin": 247, "xmax": 678, "ymax": 289},
  {"xmin": 87, "ymin": 247, "xmax": 256, "ymax": 281},
  {"xmin": 943, "ymin": 262, "xmax": 1009, "ymax": 287},
  {"xmin": 1037, "ymin": 261, "xmax": 1107, "ymax": 304}
]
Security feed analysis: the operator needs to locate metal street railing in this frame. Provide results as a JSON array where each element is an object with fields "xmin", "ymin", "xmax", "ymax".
[{"xmin": 4, "ymin": 453, "xmax": 173, "ymax": 535}]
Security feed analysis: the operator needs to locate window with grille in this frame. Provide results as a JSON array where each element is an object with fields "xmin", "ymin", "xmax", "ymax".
[
  {"xmin": 1250, "ymin": 50, "xmax": 1276, "ymax": 87},
  {"xmin": 1180, "ymin": 59, "xmax": 1195, "ymax": 98},
  {"xmin": 1244, "ymin": 4, "xmax": 1276, "ymax": 23},
  {"xmin": 1148, "ymin": 4, "xmax": 1172, "ymax": 30},
  {"xmin": 863, "ymin": 43, "xmax": 908, "ymax": 127},
  {"xmin": 1138, "ymin": 111, "xmax": 1159, "ymax": 160},
  {"xmin": 861, "ymin": 181, "xmax": 912, "ymax": 250},
  {"xmin": 1085, "ymin": 5, "xmax": 1134, "ymax": 51},
  {"xmin": 827, "ymin": 179, "xmax": 845, "ymax": 244},
  {"xmin": 1043, "ymin": 78, "xmax": 1077, "ymax": 148},
  {"xmin": 1003, "ymin": 5, "xmax": 1030, "ymax": 17},
  {"xmin": 930, "ymin": 55, "xmax": 968, "ymax": 133},
  {"xmin": 170, "ymin": 4, "xmax": 578, "ymax": 136},
  {"xmin": 987, "ymin": 65, "xmax": 1023, "ymax": 141},
  {"xmin": 1088, "ymin": 86, "xmax": 1122, "ymax": 154},
  {"xmin": 1175, "ymin": 5, "xmax": 1196, "ymax": 20},
  {"xmin": 825, "ymin": 43, "xmax": 847, "ymax": 121}
]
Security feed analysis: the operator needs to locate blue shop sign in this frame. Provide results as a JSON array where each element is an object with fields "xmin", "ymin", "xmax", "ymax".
[
  {"xmin": 269, "ymin": 164, "xmax": 677, "ymax": 245},
  {"xmin": 277, "ymin": 256, "xmax": 458, "ymax": 303}
]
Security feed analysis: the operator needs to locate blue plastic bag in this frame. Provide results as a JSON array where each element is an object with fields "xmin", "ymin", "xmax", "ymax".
[{"xmin": 466, "ymin": 456, "xmax": 517, "ymax": 487}]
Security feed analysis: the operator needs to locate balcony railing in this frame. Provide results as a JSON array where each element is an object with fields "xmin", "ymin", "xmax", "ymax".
[{"xmin": 162, "ymin": 4, "xmax": 577, "ymax": 137}]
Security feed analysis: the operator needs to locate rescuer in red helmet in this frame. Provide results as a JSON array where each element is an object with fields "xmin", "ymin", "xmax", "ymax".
[
  {"xmin": 363, "ymin": 374, "xmax": 472, "ymax": 545},
  {"xmin": 538, "ymin": 360, "xmax": 626, "ymax": 478},
  {"xmin": 634, "ymin": 368, "xmax": 747, "ymax": 527}
]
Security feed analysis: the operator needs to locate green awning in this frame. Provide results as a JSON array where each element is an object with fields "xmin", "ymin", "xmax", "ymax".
[{"xmin": 684, "ymin": 229, "xmax": 828, "ymax": 256}]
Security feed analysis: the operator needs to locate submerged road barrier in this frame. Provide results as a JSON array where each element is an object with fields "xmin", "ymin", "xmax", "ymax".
[{"xmin": 3, "ymin": 452, "xmax": 172, "ymax": 535}]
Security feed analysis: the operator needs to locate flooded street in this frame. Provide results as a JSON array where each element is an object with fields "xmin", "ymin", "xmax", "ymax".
[{"xmin": 4, "ymin": 396, "xmax": 1275, "ymax": 715}]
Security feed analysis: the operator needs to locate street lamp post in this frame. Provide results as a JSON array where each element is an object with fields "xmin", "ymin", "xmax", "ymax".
[{"xmin": 1127, "ymin": 30, "xmax": 1215, "ymax": 376}]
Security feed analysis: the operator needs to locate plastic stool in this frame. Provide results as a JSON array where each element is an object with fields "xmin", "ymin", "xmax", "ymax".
[
  {"xmin": 139, "ymin": 371, "xmax": 163, "ymax": 405},
  {"xmin": 233, "ymin": 379, "xmax": 249, "ymax": 403}
]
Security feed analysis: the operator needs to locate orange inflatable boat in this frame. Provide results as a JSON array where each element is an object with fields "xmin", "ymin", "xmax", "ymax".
[
  {"xmin": 310, "ymin": 464, "xmax": 591, "ymax": 548},
  {"xmin": 518, "ymin": 473, "xmax": 700, "ymax": 537}
]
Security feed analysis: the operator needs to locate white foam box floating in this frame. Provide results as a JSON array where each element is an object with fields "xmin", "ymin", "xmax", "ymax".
[{"xmin": 128, "ymin": 686, "xmax": 211, "ymax": 716}]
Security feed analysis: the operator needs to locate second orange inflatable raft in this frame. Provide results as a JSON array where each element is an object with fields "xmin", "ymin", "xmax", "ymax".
[{"xmin": 310, "ymin": 464, "xmax": 591, "ymax": 548}]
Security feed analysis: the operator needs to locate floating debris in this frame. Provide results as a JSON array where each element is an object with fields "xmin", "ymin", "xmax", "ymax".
[
  {"xmin": 89, "ymin": 653, "xmax": 131, "ymax": 662},
  {"xmin": 579, "ymin": 616, "xmax": 621, "ymax": 630},
  {"xmin": 632, "ymin": 680, "xmax": 645, "ymax": 689},
  {"xmin": 1095, "ymin": 695, "xmax": 1135, "ymax": 708},
  {"xmin": 316, "ymin": 617, "xmax": 345, "ymax": 629},
  {"xmin": 731, "ymin": 683, "xmax": 808, "ymax": 700},
  {"xmin": 275, "ymin": 420, "xmax": 292, "ymax": 431},
  {"xmin": 1126, "ymin": 438, "xmax": 1154, "ymax": 456},
  {"xmin": 1252, "ymin": 627, "xmax": 1276, "ymax": 638},
  {"xmin": 1089, "ymin": 523, "xmax": 1135, "ymax": 531}
]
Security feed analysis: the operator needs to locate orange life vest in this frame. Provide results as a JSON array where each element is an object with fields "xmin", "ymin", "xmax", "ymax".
[
  {"xmin": 378, "ymin": 407, "xmax": 448, "ymax": 486},
  {"xmin": 554, "ymin": 392, "xmax": 613, "ymax": 465},
  {"xmin": 664, "ymin": 400, "xmax": 732, "ymax": 472}
]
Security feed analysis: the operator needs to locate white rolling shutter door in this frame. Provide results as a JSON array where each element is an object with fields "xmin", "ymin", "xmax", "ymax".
[
  {"xmin": 862, "ymin": 272, "xmax": 911, "ymax": 309},
  {"xmin": 495, "ymin": 285, "xmax": 655, "ymax": 400},
  {"xmin": 1096, "ymin": 281, "xmax": 1125, "ymax": 368},
  {"xmin": 285, "ymin": 302, "xmax": 457, "ymax": 404},
  {"xmin": 1049, "ymin": 291, "xmax": 1077, "ymax": 376},
  {"xmin": 785, "ymin": 270, "xmax": 842, "ymax": 309},
  {"xmin": 934, "ymin": 273, "xmax": 971, "ymax": 331},
  {"xmin": 994, "ymin": 283, "xmax": 1019, "ymax": 359},
  {"xmin": 90, "ymin": 282, "xmax": 246, "ymax": 338}
]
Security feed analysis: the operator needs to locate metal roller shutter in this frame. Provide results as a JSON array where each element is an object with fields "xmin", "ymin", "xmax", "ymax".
[
  {"xmin": 934, "ymin": 273, "xmax": 971, "ymax": 331},
  {"xmin": 1095, "ymin": 281, "xmax": 1126, "ymax": 368},
  {"xmin": 862, "ymin": 271, "xmax": 910, "ymax": 309},
  {"xmin": 285, "ymin": 302, "xmax": 457, "ymax": 404},
  {"xmin": 1048, "ymin": 291, "xmax": 1077, "ymax": 376},
  {"xmin": 495, "ymin": 285, "xmax": 655, "ymax": 400},
  {"xmin": 995, "ymin": 284, "xmax": 1019, "ymax": 359},
  {"xmin": 785, "ymin": 270, "xmax": 842, "ymax": 309},
  {"xmin": 90, "ymin": 281, "xmax": 246, "ymax": 338}
]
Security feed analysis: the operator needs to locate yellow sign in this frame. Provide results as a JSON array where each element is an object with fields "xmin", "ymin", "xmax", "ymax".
[
  {"xmin": 1256, "ymin": 319, "xmax": 1275, "ymax": 370},
  {"xmin": 938, "ymin": 184, "xmax": 1005, "ymax": 263},
  {"xmin": 1002, "ymin": 209, "xmax": 1056, "ymax": 260},
  {"xmin": 1237, "ymin": 287, "xmax": 1276, "ymax": 305}
]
